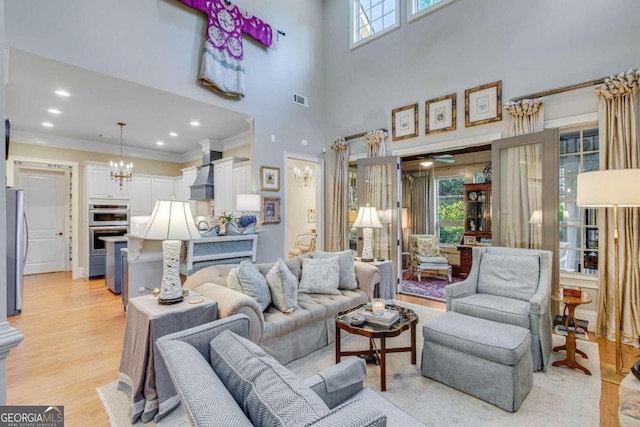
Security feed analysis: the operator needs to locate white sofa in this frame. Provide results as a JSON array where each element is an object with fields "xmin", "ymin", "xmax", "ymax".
[{"xmin": 183, "ymin": 256, "xmax": 381, "ymax": 364}]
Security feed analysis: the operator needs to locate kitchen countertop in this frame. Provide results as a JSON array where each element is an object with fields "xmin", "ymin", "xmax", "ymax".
[{"xmin": 99, "ymin": 236, "xmax": 128, "ymax": 243}]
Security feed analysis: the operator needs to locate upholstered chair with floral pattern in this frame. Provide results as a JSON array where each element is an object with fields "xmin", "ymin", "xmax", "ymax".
[{"xmin": 409, "ymin": 234, "xmax": 449, "ymax": 275}]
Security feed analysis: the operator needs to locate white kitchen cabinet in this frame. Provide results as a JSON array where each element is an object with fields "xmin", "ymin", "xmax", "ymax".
[
  {"xmin": 173, "ymin": 177, "xmax": 183, "ymax": 202},
  {"xmin": 181, "ymin": 166, "xmax": 198, "ymax": 202},
  {"xmin": 128, "ymin": 176, "xmax": 181, "ymax": 215},
  {"xmin": 213, "ymin": 158, "xmax": 234, "ymax": 214},
  {"xmin": 213, "ymin": 158, "xmax": 252, "ymax": 214},
  {"xmin": 84, "ymin": 163, "xmax": 130, "ymax": 199},
  {"xmin": 128, "ymin": 177, "xmax": 152, "ymax": 215},
  {"xmin": 151, "ymin": 177, "xmax": 174, "ymax": 204},
  {"xmin": 233, "ymin": 162, "xmax": 252, "ymax": 196}
]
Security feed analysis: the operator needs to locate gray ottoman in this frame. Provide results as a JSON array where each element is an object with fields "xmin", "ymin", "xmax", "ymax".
[{"xmin": 421, "ymin": 311, "xmax": 533, "ymax": 412}]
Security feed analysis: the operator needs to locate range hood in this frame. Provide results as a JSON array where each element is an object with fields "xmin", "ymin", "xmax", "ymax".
[{"xmin": 190, "ymin": 149, "xmax": 222, "ymax": 200}]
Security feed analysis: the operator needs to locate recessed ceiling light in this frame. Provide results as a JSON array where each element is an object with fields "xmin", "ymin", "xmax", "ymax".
[
  {"xmin": 190, "ymin": 121, "xmax": 200, "ymax": 127},
  {"xmin": 41, "ymin": 122, "xmax": 54, "ymax": 127},
  {"xmin": 169, "ymin": 132, "xmax": 178, "ymax": 137},
  {"xmin": 55, "ymin": 90, "xmax": 70, "ymax": 97},
  {"xmin": 156, "ymin": 141, "xmax": 164, "ymax": 146},
  {"xmin": 48, "ymin": 108, "xmax": 61, "ymax": 114}
]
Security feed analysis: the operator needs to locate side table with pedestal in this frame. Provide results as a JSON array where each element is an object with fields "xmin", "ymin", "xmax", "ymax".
[
  {"xmin": 118, "ymin": 294, "xmax": 218, "ymax": 423},
  {"xmin": 551, "ymin": 289, "xmax": 592, "ymax": 375}
]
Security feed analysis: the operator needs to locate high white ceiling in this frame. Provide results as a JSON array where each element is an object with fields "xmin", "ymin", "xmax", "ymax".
[{"xmin": 5, "ymin": 49, "xmax": 252, "ymax": 163}]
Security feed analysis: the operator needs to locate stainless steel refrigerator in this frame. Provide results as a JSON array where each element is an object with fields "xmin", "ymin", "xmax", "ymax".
[{"xmin": 6, "ymin": 188, "xmax": 27, "ymax": 316}]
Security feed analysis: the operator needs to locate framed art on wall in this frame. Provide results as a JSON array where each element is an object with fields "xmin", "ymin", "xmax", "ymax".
[
  {"xmin": 465, "ymin": 80, "xmax": 502, "ymax": 127},
  {"xmin": 260, "ymin": 166, "xmax": 280, "ymax": 191},
  {"xmin": 425, "ymin": 93, "xmax": 456, "ymax": 134},
  {"xmin": 391, "ymin": 103, "xmax": 419, "ymax": 141},
  {"xmin": 262, "ymin": 197, "xmax": 281, "ymax": 224}
]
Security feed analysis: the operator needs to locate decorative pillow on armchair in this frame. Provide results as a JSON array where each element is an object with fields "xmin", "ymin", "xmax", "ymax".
[
  {"xmin": 298, "ymin": 257, "xmax": 341, "ymax": 295},
  {"xmin": 210, "ymin": 330, "xmax": 329, "ymax": 426},
  {"xmin": 416, "ymin": 237, "xmax": 440, "ymax": 257}
]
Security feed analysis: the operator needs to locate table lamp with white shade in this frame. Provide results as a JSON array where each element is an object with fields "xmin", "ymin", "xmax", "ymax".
[
  {"xmin": 577, "ymin": 168, "xmax": 640, "ymax": 375},
  {"xmin": 236, "ymin": 194, "xmax": 261, "ymax": 215},
  {"xmin": 138, "ymin": 200, "xmax": 201, "ymax": 304},
  {"xmin": 353, "ymin": 204, "xmax": 383, "ymax": 262}
]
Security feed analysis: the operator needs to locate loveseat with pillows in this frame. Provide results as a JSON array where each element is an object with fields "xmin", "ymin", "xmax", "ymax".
[
  {"xmin": 182, "ymin": 252, "xmax": 381, "ymax": 364},
  {"xmin": 156, "ymin": 314, "xmax": 426, "ymax": 426}
]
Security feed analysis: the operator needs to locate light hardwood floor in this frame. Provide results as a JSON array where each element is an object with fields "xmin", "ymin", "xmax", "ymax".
[{"xmin": 7, "ymin": 272, "xmax": 637, "ymax": 426}]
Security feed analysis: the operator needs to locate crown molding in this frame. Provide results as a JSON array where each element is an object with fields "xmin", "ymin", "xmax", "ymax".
[{"xmin": 11, "ymin": 130, "xmax": 194, "ymax": 163}]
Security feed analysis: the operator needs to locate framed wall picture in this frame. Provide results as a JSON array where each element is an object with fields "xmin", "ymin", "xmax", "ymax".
[
  {"xmin": 308, "ymin": 209, "xmax": 316, "ymax": 223},
  {"xmin": 391, "ymin": 103, "xmax": 419, "ymax": 141},
  {"xmin": 463, "ymin": 235, "xmax": 476, "ymax": 245},
  {"xmin": 425, "ymin": 93, "xmax": 456, "ymax": 134},
  {"xmin": 262, "ymin": 197, "xmax": 281, "ymax": 224},
  {"xmin": 260, "ymin": 166, "xmax": 280, "ymax": 191},
  {"xmin": 465, "ymin": 80, "xmax": 502, "ymax": 127}
]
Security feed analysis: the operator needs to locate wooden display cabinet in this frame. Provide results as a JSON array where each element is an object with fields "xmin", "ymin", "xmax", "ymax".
[
  {"xmin": 463, "ymin": 183, "xmax": 492, "ymax": 241},
  {"xmin": 458, "ymin": 183, "xmax": 492, "ymax": 278}
]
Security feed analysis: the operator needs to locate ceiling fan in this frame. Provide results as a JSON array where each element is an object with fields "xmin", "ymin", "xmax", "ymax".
[{"xmin": 419, "ymin": 153, "xmax": 455, "ymax": 167}]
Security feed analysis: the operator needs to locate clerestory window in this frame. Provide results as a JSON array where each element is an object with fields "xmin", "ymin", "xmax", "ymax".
[
  {"xmin": 350, "ymin": 0, "xmax": 400, "ymax": 49},
  {"xmin": 408, "ymin": 0, "xmax": 458, "ymax": 22}
]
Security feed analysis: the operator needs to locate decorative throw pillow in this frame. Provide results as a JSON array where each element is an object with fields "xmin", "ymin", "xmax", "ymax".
[
  {"xmin": 210, "ymin": 330, "xmax": 329, "ymax": 426},
  {"xmin": 266, "ymin": 258, "xmax": 298, "ymax": 313},
  {"xmin": 227, "ymin": 260, "xmax": 272, "ymax": 311},
  {"xmin": 298, "ymin": 257, "xmax": 341, "ymax": 295},
  {"xmin": 313, "ymin": 250, "xmax": 358, "ymax": 290},
  {"xmin": 416, "ymin": 237, "xmax": 440, "ymax": 257}
]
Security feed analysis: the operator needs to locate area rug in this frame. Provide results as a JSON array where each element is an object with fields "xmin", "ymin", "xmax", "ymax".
[
  {"xmin": 400, "ymin": 272, "xmax": 463, "ymax": 301},
  {"xmin": 98, "ymin": 302, "xmax": 601, "ymax": 426}
]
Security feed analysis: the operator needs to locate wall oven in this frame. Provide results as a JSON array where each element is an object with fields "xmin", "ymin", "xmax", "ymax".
[
  {"xmin": 89, "ymin": 203, "xmax": 129, "ymax": 226},
  {"xmin": 89, "ymin": 226, "xmax": 129, "ymax": 255}
]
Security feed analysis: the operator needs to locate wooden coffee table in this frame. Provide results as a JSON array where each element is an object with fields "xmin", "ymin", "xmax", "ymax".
[
  {"xmin": 335, "ymin": 303, "xmax": 418, "ymax": 391},
  {"xmin": 551, "ymin": 289, "xmax": 592, "ymax": 375}
]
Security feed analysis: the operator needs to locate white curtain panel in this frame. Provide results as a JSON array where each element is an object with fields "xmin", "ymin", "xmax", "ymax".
[
  {"xmin": 595, "ymin": 68, "xmax": 640, "ymax": 346},
  {"xmin": 503, "ymin": 98, "xmax": 544, "ymax": 137},
  {"xmin": 499, "ymin": 144, "xmax": 542, "ymax": 249},
  {"xmin": 364, "ymin": 129, "xmax": 391, "ymax": 260},
  {"xmin": 328, "ymin": 137, "xmax": 349, "ymax": 251}
]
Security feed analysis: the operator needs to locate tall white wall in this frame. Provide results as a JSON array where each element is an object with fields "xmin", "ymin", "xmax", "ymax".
[
  {"xmin": 322, "ymin": 0, "xmax": 640, "ymax": 150},
  {"xmin": 5, "ymin": 0, "xmax": 327, "ymax": 262}
]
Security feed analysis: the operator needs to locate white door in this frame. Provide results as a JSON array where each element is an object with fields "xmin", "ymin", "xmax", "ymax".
[{"xmin": 19, "ymin": 169, "xmax": 67, "ymax": 274}]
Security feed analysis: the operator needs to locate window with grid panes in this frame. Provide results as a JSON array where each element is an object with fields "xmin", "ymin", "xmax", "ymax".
[
  {"xmin": 350, "ymin": 0, "xmax": 399, "ymax": 49},
  {"xmin": 559, "ymin": 127, "xmax": 599, "ymax": 275},
  {"xmin": 436, "ymin": 175, "xmax": 465, "ymax": 244},
  {"xmin": 409, "ymin": 0, "xmax": 458, "ymax": 22}
]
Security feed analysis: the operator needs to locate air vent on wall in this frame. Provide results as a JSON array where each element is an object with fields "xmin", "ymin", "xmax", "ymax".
[{"xmin": 293, "ymin": 93, "xmax": 309, "ymax": 107}]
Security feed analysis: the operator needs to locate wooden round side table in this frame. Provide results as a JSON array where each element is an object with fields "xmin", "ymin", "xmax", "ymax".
[{"xmin": 551, "ymin": 289, "xmax": 592, "ymax": 375}]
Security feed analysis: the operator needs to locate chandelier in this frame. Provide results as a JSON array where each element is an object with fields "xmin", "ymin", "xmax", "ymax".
[
  {"xmin": 294, "ymin": 165, "xmax": 313, "ymax": 187},
  {"xmin": 110, "ymin": 122, "xmax": 133, "ymax": 189}
]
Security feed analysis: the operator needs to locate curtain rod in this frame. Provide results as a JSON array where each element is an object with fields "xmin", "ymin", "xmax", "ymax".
[
  {"xmin": 509, "ymin": 76, "xmax": 607, "ymax": 102},
  {"xmin": 344, "ymin": 128, "xmax": 388, "ymax": 141}
]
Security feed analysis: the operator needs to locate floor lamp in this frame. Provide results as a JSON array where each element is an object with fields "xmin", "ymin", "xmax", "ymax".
[{"xmin": 577, "ymin": 169, "xmax": 640, "ymax": 375}]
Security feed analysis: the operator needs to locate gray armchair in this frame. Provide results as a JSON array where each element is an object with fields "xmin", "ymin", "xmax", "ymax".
[
  {"xmin": 156, "ymin": 314, "xmax": 426, "ymax": 426},
  {"xmin": 445, "ymin": 246, "xmax": 552, "ymax": 371}
]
